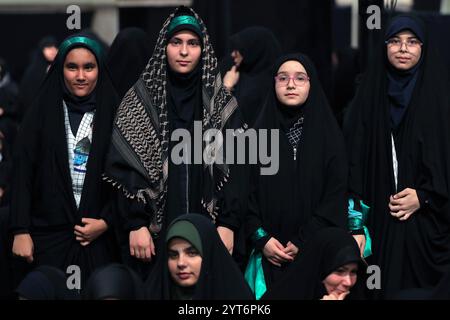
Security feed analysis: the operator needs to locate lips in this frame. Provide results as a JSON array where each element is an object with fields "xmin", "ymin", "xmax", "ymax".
[
  {"xmin": 177, "ymin": 272, "xmax": 191, "ymax": 280},
  {"xmin": 177, "ymin": 61, "xmax": 190, "ymax": 66},
  {"xmin": 75, "ymin": 84, "xmax": 87, "ymax": 88},
  {"xmin": 396, "ymin": 56, "xmax": 411, "ymax": 62},
  {"xmin": 285, "ymin": 93, "xmax": 298, "ymax": 97}
]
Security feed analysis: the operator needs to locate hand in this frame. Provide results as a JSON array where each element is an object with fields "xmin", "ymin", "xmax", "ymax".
[
  {"xmin": 283, "ymin": 241, "xmax": 299, "ymax": 259},
  {"xmin": 321, "ymin": 291, "xmax": 350, "ymax": 300},
  {"xmin": 217, "ymin": 226, "xmax": 234, "ymax": 255},
  {"xmin": 223, "ymin": 65, "xmax": 240, "ymax": 91},
  {"xmin": 389, "ymin": 188, "xmax": 420, "ymax": 221},
  {"xmin": 263, "ymin": 237, "xmax": 294, "ymax": 267},
  {"xmin": 12, "ymin": 233, "xmax": 34, "ymax": 263},
  {"xmin": 0, "ymin": 108, "xmax": 4, "ymax": 117},
  {"xmin": 352, "ymin": 234, "xmax": 366, "ymax": 257},
  {"xmin": 129, "ymin": 226, "xmax": 155, "ymax": 262},
  {"xmin": 74, "ymin": 218, "xmax": 108, "ymax": 246}
]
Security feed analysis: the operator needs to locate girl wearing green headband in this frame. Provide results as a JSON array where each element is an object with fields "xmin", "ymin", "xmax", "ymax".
[
  {"xmin": 104, "ymin": 5, "xmax": 246, "ymax": 279},
  {"xmin": 145, "ymin": 214, "xmax": 253, "ymax": 300},
  {"xmin": 10, "ymin": 33, "xmax": 120, "ymax": 288}
]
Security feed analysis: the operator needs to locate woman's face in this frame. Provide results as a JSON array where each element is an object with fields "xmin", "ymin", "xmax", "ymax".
[
  {"xmin": 63, "ymin": 47, "xmax": 98, "ymax": 97},
  {"xmin": 231, "ymin": 50, "xmax": 243, "ymax": 67},
  {"xmin": 275, "ymin": 60, "xmax": 310, "ymax": 107},
  {"xmin": 323, "ymin": 263, "xmax": 358, "ymax": 296},
  {"xmin": 166, "ymin": 30, "xmax": 202, "ymax": 74},
  {"xmin": 43, "ymin": 45, "xmax": 58, "ymax": 63},
  {"xmin": 167, "ymin": 237, "xmax": 202, "ymax": 287},
  {"xmin": 386, "ymin": 30, "xmax": 422, "ymax": 71}
]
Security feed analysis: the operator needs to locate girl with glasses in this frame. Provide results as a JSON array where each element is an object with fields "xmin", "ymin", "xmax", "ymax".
[{"xmin": 245, "ymin": 53, "xmax": 348, "ymax": 299}]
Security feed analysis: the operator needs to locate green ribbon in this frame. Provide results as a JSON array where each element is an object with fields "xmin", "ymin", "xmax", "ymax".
[
  {"xmin": 58, "ymin": 36, "xmax": 103, "ymax": 60},
  {"xmin": 245, "ymin": 227, "xmax": 269, "ymax": 299},
  {"xmin": 167, "ymin": 15, "xmax": 202, "ymax": 35},
  {"xmin": 348, "ymin": 198, "xmax": 372, "ymax": 258},
  {"xmin": 251, "ymin": 227, "xmax": 269, "ymax": 243},
  {"xmin": 244, "ymin": 249, "xmax": 267, "ymax": 300}
]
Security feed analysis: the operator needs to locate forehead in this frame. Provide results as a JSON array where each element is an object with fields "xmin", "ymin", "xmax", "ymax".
[
  {"xmin": 170, "ymin": 30, "xmax": 200, "ymax": 41},
  {"xmin": 168, "ymin": 237, "xmax": 192, "ymax": 250},
  {"xmin": 64, "ymin": 47, "xmax": 97, "ymax": 63},
  {"xmin": 277, "ymin": 60, "xmax": 307, "ymax": 74},
  {"xmin": 392, "ymin": 29, "xmax": 417, "ymax": 38},
  {"xmin": 339, "ymin": 262, "xmax": 358, "ymax": 270}
]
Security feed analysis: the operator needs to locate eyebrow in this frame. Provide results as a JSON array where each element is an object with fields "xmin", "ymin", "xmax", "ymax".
[{"xmin": 65, "ymin": 62, "xmax": 97, "ymax": 67}]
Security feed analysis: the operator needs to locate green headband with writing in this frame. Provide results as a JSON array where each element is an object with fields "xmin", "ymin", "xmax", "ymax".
[
  {"xmin": 58, "ymin": 36, "xmax": 103, "ymax": 60},
  {"xmin": 167, "ymin": 15, "xmax": 202, "ymax": 35}
]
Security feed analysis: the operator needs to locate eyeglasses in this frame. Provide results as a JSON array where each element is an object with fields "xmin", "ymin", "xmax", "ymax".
[
  {"xmin": 385, "ymin": 38, "xmax": 423, "ymax": 50},
  {"xmin": 275, "ymin": 72, "xmax": 310, "ymax": 87}
]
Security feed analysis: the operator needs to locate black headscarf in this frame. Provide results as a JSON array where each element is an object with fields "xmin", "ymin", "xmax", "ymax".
[
  {"xmin": 262, "ymin": 227, "xmax": 365, "ymax": 300},
  {"xmin": 344, "ymin": 14, "xmax": 450, "ymax": 298},
  {"xmin": 18, "ymin": 36, "xmax": 58, "ymax": 120},
  {"xmin": 247, "ymin": 53, "xmax": 348, "ymax": 287},
  {"xmin": 145, "ymin": 213, "xmax": 253, "ymax": 300},
  {"xmin": 83, "ymin": 263, "xmax": 144, "ymax": 300},
  {"xmin": 227, "ymin": 26, "xmax": 281, "ymax": 127},
  {"xmin": 16, "ymin": 265, "xmax": 79, "ymax": 300},
  {"xmin": 107, "ymin": 27, "xmax": 153, "ymax": 100},
  {"xmin": 385, "ymin": 15, "xmax": 425, "ymax": 128}
]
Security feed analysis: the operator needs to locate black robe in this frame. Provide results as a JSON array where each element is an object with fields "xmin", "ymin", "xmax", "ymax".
[
  {"xmin": 145, "ymin": 213, "xmax": 253, "ymax": 300},
  {"xmin": 344, "ymin": 14, "xmax": 450, "ymax": 299},
  {"xmin": 107, "ymin": 27, "xmax": 153, "ymax": 101},
  {"xmin": 9, "ymin": 34, "xmax": 120, "ymax": 285},
  {"xmin": 226, "ymin": 26, "xmax": 281, "ymax": 128},
  {"xmin": 262, "ymin": 227, "xmax": 365, "ymax": 300},
  {"xmin": 17, "ymin": 36, "xmax": 57, "ymax": 121},
  {"xmin": 247, "ymin": 53, "xmax": 348, "ymax": 288}
]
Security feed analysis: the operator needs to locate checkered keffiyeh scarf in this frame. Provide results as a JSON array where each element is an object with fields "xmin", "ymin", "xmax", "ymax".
[{"xmin": 104, "ymin": 7, "xmax": 239, "ymax": 233}]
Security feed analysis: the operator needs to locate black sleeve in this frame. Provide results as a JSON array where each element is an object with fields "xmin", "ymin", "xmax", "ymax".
[
  {"xmin": 245, "ymin": 164, "xmax": 271, "ymax": 250},
  {"xmin": 8, "ymin": 104, "xmax": 41, "ymax": 235},
  {"xmin": 116, "ymin": 191, "xmax": 151, "ymax": 232},
  {"xmin": 216, "ymin": 110, "xmax": 249, "ymax": 232},
  {"xmin": 216, "ymin": 162, "xmax": 248, "ymax": 232},
  {"xmin": 98, "ymin": 190, "xmax": 114, "ymax": 228},
  {"xmin": 416, "ymin": 188, "xmax": 446, "ymax": 214}
]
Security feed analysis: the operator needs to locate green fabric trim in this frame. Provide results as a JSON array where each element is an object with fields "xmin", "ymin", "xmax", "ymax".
[
  {"xmin": 166, "ymin": 220, "xmax": 203, "ymax": 256},
  {"xmin": 348, "ymin": 198, "xmax": 372, "ymax": 258},
  {"xmin": 58, "ymin": 36, "xmax": 103, "ymax": 60},
  {"xmin": 251, "ymin": 227, "xmax": 268, "ymax": 243},
  {"xmin": 167, "ymin": 15, "xmax": 201, "ymax": 35},
  {"xmin": 244, "ymin": 249, "xmax": 267, "ymax": 300}
]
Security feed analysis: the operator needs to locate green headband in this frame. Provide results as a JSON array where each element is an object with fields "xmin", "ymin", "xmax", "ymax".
[
  {"xmin": 58, "ymin": 36, "xmax": 103, "ymax": 60},
  {"xmin": 167, "ymin": 15, "xmax": 202, "ymax": 35},
  {"xmin": 166, "ymin": 220, "xmax": 203, "ymax": 256}
]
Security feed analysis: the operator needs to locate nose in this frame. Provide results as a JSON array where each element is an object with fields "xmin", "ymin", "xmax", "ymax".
[
  {"xmin": 287, "ymin": 77, "xmax": 296, "ymax": 89},
  {"xmin": 180, "ymin": 43, "xmax": 188, "ymax": 57},
  {"xmin": 341, "ymin": 274, "xmax": 353, "ymax": 288},
  {"xmin": 177, "ymin": 254, "xmax": 187, "ymax": 268},
  {"xmin": 399, "ymin": 41, "xmax": 408, "ymax": 52},
  {"xmin": 76, "ymin": 69, "xmax": 86, "ymax": 81}
]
